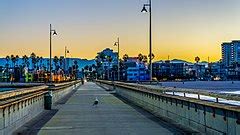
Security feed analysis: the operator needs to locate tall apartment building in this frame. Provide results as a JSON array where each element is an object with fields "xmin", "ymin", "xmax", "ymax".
[{"xmin": 221, "ymin": 40, "xmax": 240, "ymax": 67}]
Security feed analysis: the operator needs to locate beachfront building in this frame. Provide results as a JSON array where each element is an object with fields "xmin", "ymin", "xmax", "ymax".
[{"xmin": 123, "ymin": 57, "xmax": 149, "ymax": 82}]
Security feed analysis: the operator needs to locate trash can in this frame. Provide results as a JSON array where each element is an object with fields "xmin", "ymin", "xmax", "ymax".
[
  {"xmin": 81, "ymin": 78, "xmax": 84, "ymax": 85},
  {"xmin": 44, "ymin": 91, "xmax": 52, "ymax": 110}
]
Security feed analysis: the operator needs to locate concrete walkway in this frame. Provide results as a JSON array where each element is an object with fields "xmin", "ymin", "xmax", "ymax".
[{"xmin": 16, "ymin": 82, "xmax": 184, "ymax": 135}]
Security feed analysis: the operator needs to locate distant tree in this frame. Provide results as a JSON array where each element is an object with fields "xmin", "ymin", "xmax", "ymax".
[
  {"xmin": 106, "ymin": 56, "xmax": 112, "ymax": 63},
  {"xmin": 74, "ymin": 60, "xmax": 78, "ymax": 69},
  {"xmin": 53, "ymin": 56, "xmax": 59, "ymax": 71},
  {"xmin": 5, "ymin": 56, "xmax": 10, "ymax": 67},
  {"xmin": 59, "ymin": 56, "xmax": 64, "ymax": 69},
  {"xmin": 5, "ymin": 56, "xmax": 10, "ymax": 74},
  {"xmin": 36, "ymin": 56, "xmax": 40, "ymax": 69},
  {"xmin": 195, "ymin": 56, "xmax": 200, "ymax": 63},
  {"xmin": 106, "ymin": 56, "xmax": 112, "ymax": 80},
  {"xmin": 39, "ymin": 56, "xmax": 43, "ymax": 69},
  {"xmin": 30, "ymin": 52, "xmax": 37, "ymax": 69},
  {"xmin": 143, "ymin": 55, "xmax": 148, "ymax": 63},
  {"xmin": 84, "ymin": 65, "xmax": 89, "ymax": 71},
  {"xmin": 73, "ymin": 60, "xmax": 79, "ymax": 79},
  {"xmin": 99, "ymin": 53, "xmax": 106, "ymax": 60},
  {"xmin": 123, "ymin": 54, "xmax": 129, "ymax": 62},
  {"xmin": 148, "ymin": 53, "xmax": 155, "ymax": 60},
  {"xmin": 10, "ymin": 55, "xmax": 17, "ymax": 67},
  {"xmin": 138, "ymin": 53, "xmax": 144, "ymax": 81},
  {"xmin": 22, "ymin": 55, "xmax": 29, "ymax": 68},
  {"xmin": 138, "ymin": 53, "xmax": 144, "ymax": 62},
  {"xmin": 15, "ymin": 55, "xmax": 19, "ymax": 66},
  {"xmin": 92, "ymin": 64, "xmax": 96, "ymax": 70}
]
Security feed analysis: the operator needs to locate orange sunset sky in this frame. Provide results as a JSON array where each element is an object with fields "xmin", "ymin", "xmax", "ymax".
[{"xmin": 1, "ymin": 0, "xmax": 240, "ymax": 62}]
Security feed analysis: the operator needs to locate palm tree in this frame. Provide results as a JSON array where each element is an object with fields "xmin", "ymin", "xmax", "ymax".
[
  {"xmin": 123, "ymin": 54, "xmax": 129, "ymax": 62},
  {"xmin": 30, "ymin": 52, "xmax": 37, "ymax": 69},
  {"xmin": 92, "ymin": 64, "xmax": 96, "ymax": 70},
  {"xmin": 138, "ymin": 53, "xmax": 143, "ymax": 62},
  {"xmin": 91, "ymin": 64, "xmax": 97, "ymax": 79},
  {"xmin": 10, "ymin": 55, "xmax": 17, "ymax": 83},
  {"xmin": 138, "ymin": 53, "xmax": 144, "ymax": 81},
  {"xmin": 195, "ymin": 56, "xmax": 200, "ymax": 63},
  {"xmin": 106, "ymin": 56, "xmax": 112, "ymax": 80},
  {"xmin": 15, "ymin": 55, "xmax": 19, "ymax": 67},
  {"xmin": 59, "ymin": 56, "xmax": 64, "ymax": 69},
  {"xmin": 148, "ymin": 53, "xmax": 155, "ymax": 61},
  {"xmin": 10, "ymin": 55, "xmax": 16, "ymax": 68},
  {"xmin": 195, "ymin": 56, "xmax": 200, "ymax": 79},
  {"xmin": 5, "ymin": 56, "xmax": 10, "ymax": 67},
  {"xmin": 53, "ymin": 56, "xmax": 59, "ymax": 71},
  {"xmin": 95, "ymin": 53, "xmax": 108, "ymax": 79},
  {"xmin": 84, "ymin": 65, "xmax": 89, "ymax": 71},
  {"xmin": 73, "ymin": 60, "xmax": 78, "ymax": 79},
  {"xmin": 99, "ymin": 53, "xmax": 106, "ymax": 61},
  {"xmin": 22, "ymin": 55, "xmax": 29, "ymax": 67},
  {"xmin": 36, "ymin": 56, "xmax": 40, "ymax": 69},
  {"xmin": 39, "ymin": 56, "xmax": 43, "ymax": 69},
  {"xmin": 5, "ymin": 56, "xmax": 10, "ymax": 75},
  {"xmin": 143, "ymin": 55, "xmax": 148, "ymax": 63}
]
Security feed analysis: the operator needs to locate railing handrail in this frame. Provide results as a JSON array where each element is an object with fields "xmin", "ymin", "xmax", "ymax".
[
  {"xmin": 0, "ymin": 85, "xmax": 48, "ymax": 101},
  {"xmin": 97, "ymin": 80, "xmax": 240, "ymax": 113},
  {"xmin": 0, "ymin": 80, "xmax": 80, "ymax": 108}
]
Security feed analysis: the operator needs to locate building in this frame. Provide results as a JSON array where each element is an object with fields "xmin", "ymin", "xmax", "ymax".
[
  {"xmin": 124, "ymin": 57, "xmax": 149, "ymax": 82},
  {"xmin": 153, "ymin": 59, "xmax": 207, "ymax": 80},
  {"xmin": 153, "ymin": 60, "xmax": 188, "ymax": 80},
  {"xmin": 221, "ymin": 40, "xmax": 240, "ymax": 80},
  {"xmin": 222, "ymin": 40, "xmax": 240, "ymax": 67},
  {"xmin": 0, "ymin": 57, "xmax": 95, "ymax": 82}
]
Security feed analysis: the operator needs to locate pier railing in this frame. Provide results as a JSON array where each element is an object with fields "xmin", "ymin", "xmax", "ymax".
[
  {"xmin": 0, "ymin": 80, "xmax": 80, "ymax": 135},
  {"xmin": 96, "ymin": 80, "xmax": 240, "ymax": 134}
]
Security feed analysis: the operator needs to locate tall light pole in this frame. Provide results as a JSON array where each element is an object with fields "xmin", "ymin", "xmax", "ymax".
[
  {"xmin": 49, "ymin": 24, "xmax": 57, "ymax": 82},
  {"xmin": 141, "ymin": 0, "xmax": 152, "ymax": 81},
  {"xmin": 114, "ymin": 37, "xmax": 120, "ymax": 81}
]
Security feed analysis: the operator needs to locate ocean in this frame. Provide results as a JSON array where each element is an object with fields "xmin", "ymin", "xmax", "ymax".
[{"xmin": 0, "ymin": 88, "xmax": 16, "ymax": 92}]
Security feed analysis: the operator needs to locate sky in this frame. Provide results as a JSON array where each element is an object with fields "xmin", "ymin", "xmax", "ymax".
[{"xmin": 1, "ymin": 0, "xmax": 240, "ymax": 62}]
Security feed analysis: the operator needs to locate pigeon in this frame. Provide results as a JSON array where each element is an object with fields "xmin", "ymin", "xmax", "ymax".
[{"xmin": 93, "ymin": 97, "xmax": 99, "ymax": 106}]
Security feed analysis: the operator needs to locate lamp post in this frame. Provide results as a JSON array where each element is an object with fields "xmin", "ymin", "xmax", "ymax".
[
  {"xmin": 141, "ymin": 0, "xmax": 152, "ymax": 81},
  {"xmin": 114, "ymin": 37, "xmax": 120, "ymax": 81},
  {"xmin": 49, "ymin": 24, "xmax": 57, "ymax": 82}
]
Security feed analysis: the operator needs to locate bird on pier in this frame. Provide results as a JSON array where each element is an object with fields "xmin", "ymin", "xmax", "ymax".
[{"xmin": 93, "ymin": 97, "xmax": 99, "ymax": 106}]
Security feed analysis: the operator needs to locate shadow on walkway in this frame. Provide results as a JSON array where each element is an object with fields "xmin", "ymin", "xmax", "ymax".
[
  {"xmin": 14, "ymin": 88, "xmax": 78, "ymax": 135},
  {"xmin": 112, "ymin": 93, "xmax": 199, "ymax": 135}
]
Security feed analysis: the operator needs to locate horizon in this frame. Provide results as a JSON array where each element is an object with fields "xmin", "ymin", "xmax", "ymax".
[{"xmin": 1, "ymin": 0, "xmax": 240, "ymax": 62}]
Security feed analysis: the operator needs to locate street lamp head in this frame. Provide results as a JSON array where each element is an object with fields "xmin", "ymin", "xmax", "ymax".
[
  {"xmin": 114, "ymin": 42, "xmax": 118, "ymax": 46},
  {"xmin": 52, "ymin": 30, "xmax": 57, "ymax": 35},
  {"xmin": 141, "ymin": 6, "xmax": 148, "ymax": 13}
]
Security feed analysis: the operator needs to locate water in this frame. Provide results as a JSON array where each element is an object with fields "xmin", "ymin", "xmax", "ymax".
[
  {"xmin": 0, "ymin": 88, "xmax": 16, "ymax": 92},
  {"xmin": 161, "ymin": 81, "xmax": 240, "ymax": 92},
  {"xmin": 165, "ymin": 91, "xmax": 240, "ymax": 106}
]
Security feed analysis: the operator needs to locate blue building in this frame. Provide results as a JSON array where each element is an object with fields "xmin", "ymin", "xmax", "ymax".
[{"xmin": 124, "ymin": 57, "xmax": 149, "ymax": 82}]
